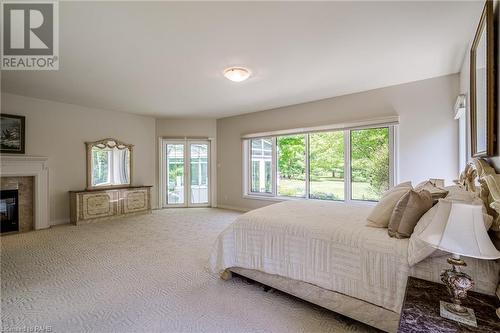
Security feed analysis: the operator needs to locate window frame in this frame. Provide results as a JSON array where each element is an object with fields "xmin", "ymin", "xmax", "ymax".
[
  {"xmin": 247, "ymin": 137, "xmax": 277, "ymax": 197},
  {"xmin": 243, "ymin": 124, "xmax": 397, "ymax": 205}
]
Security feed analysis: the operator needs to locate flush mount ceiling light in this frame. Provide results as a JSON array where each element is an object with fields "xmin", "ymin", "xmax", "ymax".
[{"xmin": 223, "ymin": 67, "xmax": 251, "ymax": 82}]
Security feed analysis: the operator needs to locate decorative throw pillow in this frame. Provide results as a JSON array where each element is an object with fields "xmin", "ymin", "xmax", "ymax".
[
  {"xmin": 366, "ymin": 182, "xmax": 412, "ymax": 228},
  {"xmin": 388, "ymin": 190, "xmax": 433, "ymax": 238},
  {"xmin": 407, "ymin": 201, "xmax": 448, "ymax": 266},
  {"xmin": 415, "ymin": 180, "xmax": 448, "ymax": 202}
]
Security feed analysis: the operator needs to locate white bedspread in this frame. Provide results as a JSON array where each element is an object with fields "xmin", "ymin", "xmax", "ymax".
[{"xmin": 209, "ymin": 200, "xmax": 499, "ymax": 313}]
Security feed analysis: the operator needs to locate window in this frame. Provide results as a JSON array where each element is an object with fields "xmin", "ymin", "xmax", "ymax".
[
  {"xmin": 309, "ymin": 131, "xmax": 344, "ymax": 200},
  {"xmin": 277, "ymin": 135, "xmax": 306, "ymax": 197},
  {"xmin": 250, "ymin": 138, "xmax": 273, "ymax": 194},
  {"xmin": 244, "ymin": 125, "xmax": 395, "ymax": 203},
  {"xmin": 350, "ymin": 127, "xmax": 389, "ymax": 201}
]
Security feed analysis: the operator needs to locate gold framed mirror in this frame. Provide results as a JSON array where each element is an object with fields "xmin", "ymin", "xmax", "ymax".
[
  {"xmin": 470, "ymin": 1, "xmax": 495, "ymax": 157},
  {"xmin": 86, "ymin": 138, "xmax": 133, "ymax": 190}
]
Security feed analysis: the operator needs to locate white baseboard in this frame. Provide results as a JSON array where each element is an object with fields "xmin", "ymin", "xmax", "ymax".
[{"xmin": 216, "ymin": 204, "xmax": 251, "ymax": 212}]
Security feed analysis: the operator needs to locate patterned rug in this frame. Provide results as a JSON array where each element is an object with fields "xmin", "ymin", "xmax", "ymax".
[{"xmin": 1, "ymin": 208, "xmax": 378, "ymax": 333}]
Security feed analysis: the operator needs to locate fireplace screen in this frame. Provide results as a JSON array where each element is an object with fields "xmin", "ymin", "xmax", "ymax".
[{"xmin": 0, "ymin": 190, "xmax": 19, "ymax": 233}]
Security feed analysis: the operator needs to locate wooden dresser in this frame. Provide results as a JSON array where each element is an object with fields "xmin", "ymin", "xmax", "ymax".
[{"xmin": 69, "ymin": 186, "xmax": 152, "ymax": 225}]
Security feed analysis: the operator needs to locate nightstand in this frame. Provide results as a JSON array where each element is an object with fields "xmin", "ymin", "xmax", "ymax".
[{"xmin": 398, "ymin": 277, "xmax": 500, "ymax": 332}]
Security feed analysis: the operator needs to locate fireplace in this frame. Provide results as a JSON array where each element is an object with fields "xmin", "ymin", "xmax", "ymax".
[
  {"xmin": 0, "ymin": 189, "xmax": 19, "ymax": 233},
  {"xmin": 0, "ymin": 156, "xmax": 49, "ymax": 230}
]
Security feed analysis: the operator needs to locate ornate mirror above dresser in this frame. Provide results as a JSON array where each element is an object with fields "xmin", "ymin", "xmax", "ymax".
[
  {"xmin": 70, "ymin": 138, "xmax": 151, "ymax": 225},
  {"xmin": 86, "ymin": 138, "xmax": 132, "ymax": 190}
]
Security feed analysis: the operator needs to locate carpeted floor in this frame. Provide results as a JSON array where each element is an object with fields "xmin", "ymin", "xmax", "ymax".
[{"xmin": 1, "ymin": 208, "xmax": 378, "ymax": 333}]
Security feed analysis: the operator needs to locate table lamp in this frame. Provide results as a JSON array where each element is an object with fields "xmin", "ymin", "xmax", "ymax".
[{"xmin": 417, "ymin": 200, "xmax": 500, "ymax": 326}]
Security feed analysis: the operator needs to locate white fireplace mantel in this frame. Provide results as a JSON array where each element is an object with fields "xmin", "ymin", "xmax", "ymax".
[{"xmin": 0, "ymin": 155, "xmax": 50, "ymax": 230}]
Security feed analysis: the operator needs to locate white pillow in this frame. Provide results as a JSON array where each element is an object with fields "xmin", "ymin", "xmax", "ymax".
[
  {"xmin": 407, "ymin": 202, "xmax": 447, "ymax": 266},
  {"xmin": 408, "ymin": 194, "xmax": 494, "ymax": 266},
  {"xmin": 366, "ymin": 181, "xmax": 412, "ymax": 228}
]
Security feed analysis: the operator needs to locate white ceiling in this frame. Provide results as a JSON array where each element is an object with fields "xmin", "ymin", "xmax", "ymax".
[{"xmin": 1, "ymin": 1, "xmax": 484, "ymax": 118}]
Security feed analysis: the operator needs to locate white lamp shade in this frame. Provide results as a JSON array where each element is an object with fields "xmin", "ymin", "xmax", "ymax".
[{"xmin": 418, "ymin": 200, "xmax": 500, "ymax": 259}]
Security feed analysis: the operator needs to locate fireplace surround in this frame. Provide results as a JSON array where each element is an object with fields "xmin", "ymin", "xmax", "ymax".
[{"xmin": 0, "ymin": 156, "xmax": 49, "ymax": 230}]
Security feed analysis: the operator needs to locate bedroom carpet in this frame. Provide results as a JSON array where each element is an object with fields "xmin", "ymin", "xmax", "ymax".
[{"xmin": 1, "ymin": 208, "xmax": 379, "ymax": 333}]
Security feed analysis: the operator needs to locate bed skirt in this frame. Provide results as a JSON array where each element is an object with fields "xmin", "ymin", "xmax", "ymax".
[{"xmin": 226, "ymin": 267, "xmax": 400, "ymax": 333}]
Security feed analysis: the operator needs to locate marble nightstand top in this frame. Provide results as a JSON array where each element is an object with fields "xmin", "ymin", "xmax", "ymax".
[{"xmin": 398, "ymin": 276, "xmax": 500, "ymax": 332}]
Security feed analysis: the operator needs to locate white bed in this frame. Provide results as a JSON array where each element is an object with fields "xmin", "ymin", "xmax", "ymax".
[{"xmin": 209, "ymin": 198, "xmax": 499, "ymax": 332}]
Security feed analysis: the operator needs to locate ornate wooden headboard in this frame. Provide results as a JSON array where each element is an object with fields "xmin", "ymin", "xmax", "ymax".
[
  {"xmin": 456, "ymin": 158, "xmax": 500, "ymax": 315},
  {"xmin": 456, "ymin": 158, "xmax": 500, "ymax": 242}
]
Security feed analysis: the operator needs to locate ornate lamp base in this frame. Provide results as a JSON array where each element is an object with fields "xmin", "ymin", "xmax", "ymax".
[
  {"xmin": 440, "ymin": 301, "xmax": 477, "ymax": 327},
  {"xmin": 439, "ymin": 255, "xmax": 477, "ymax": 326}
]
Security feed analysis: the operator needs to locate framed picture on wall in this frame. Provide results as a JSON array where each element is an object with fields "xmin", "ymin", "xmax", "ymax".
[
  {"xmin": 0, "ymin": 114, "xmax": 25, "ymax": 154},
  {"xmin": 470, "ymin": 1, "xmax": 495, "ymax": 157}
]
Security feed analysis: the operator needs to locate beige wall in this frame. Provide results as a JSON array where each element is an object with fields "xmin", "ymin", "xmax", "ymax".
[
  {"xmin": 217, "ymin": 74, "xmax": 459, "ymax": 211},
  {"xmin": 156, "ymin": 118, "xmax": 216, "ymax": 138},
  {"xmin": 1, "ymin": 93, "xmax": 156, "ymax": 224},
  {"xmin": 459, "ymin": 0, "xmax": 500, "ymax": 169},
  {"xmin": 1, "ymin": 74, "xmax": 461, "ymax": 216},
  {"xmin": 155, "ymin": 118, "xmax": 217, "ymax": 207}
]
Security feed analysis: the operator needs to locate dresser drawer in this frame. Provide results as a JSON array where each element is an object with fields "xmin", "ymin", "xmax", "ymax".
[
  {"xmin": 81, "ymin": 191, "xmax": 118, "ymax": 220},
  {"xmin": 121, "ymin": 189, "xmax": 149, "ymax": 213}
]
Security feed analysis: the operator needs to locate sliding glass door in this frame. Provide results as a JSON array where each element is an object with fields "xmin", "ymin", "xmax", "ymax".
[{"xmin": 163, "ymin": 140, "xmax": 210, "ymax": 207}]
